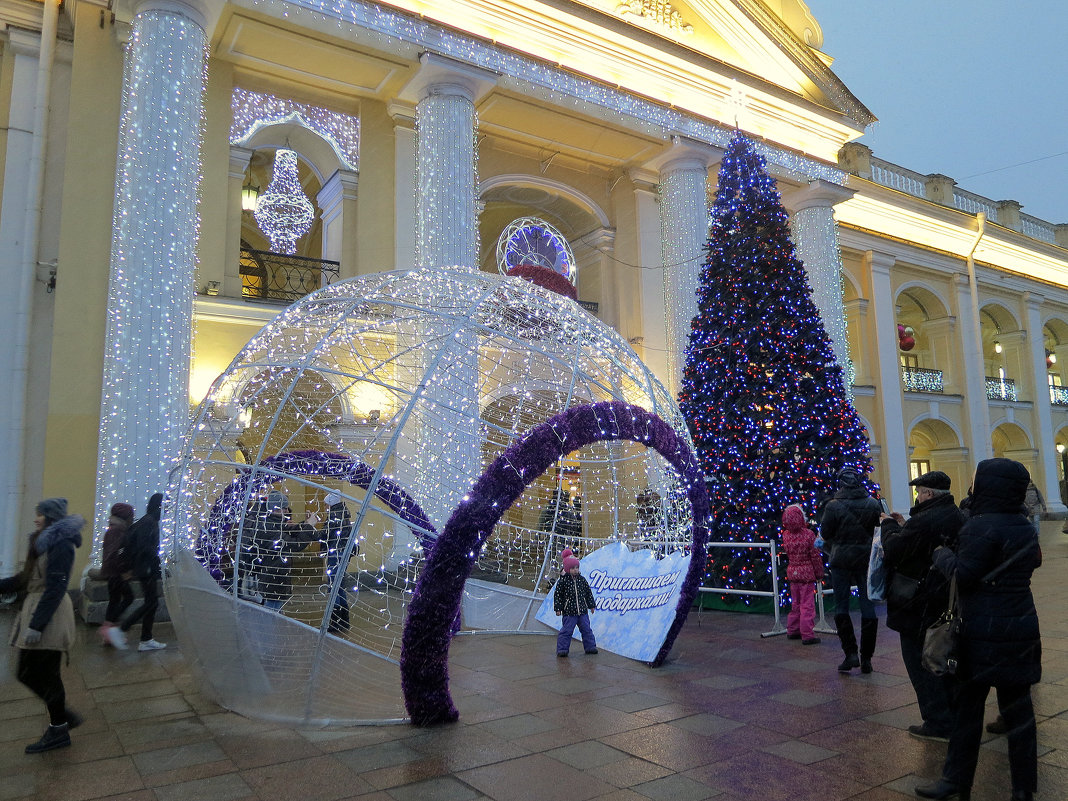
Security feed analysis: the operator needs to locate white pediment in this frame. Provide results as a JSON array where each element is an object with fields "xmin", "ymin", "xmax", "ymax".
[{"xmin": 577, "ymin": 0, "xmax": 870, "ymax": 124}]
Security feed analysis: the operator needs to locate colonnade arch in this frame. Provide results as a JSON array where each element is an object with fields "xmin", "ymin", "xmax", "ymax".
[
  {"xmin": 906, "ymin": 417, "xmax": 968, "ymax": 496},
  {"xmin": 478, "ymin": 174, "xmax": 614, "ymax": 313},
  {"xmin": 991, "ymin": 421, "xmax": 1037, "ymax": 478}
]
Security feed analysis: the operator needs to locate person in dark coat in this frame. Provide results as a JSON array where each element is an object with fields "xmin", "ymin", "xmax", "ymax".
[
  {"xmin": 880, "ymin": 470, "xmax": 964, "ymax": 741},
  {"xmin": 241, "ymin": 490, "xmax": 318, "ymax": 612},
  {"xmin": 117, "ymin": 493, "xmax": 167, "ymax": 651},
  {"xmin": 916, "ymin": 458, "xmax": 1042, "ymax": 801},
  {"xmin": 820, "ymin": 467, "xmax": 881, "ymax": 673},
  {"xmin": 553, "ymin": 549, "xmax": 597, "ymax": 656},
  {"xmin": 0, "ymin": 498, "xmax": 85, "ymax": 753},
  {"xmin": 321, "ymin": 491, "xmax": 355, "ymax": 633},
  {"xmin": 99, "ymin": 502, "xmax": 136, "ymax": 648}
]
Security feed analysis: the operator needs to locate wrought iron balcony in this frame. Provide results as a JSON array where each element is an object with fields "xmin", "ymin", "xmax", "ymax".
[
  {"xmin": 901, "ymin": 366, "xmax": 944, "ymax": 393},
  {"xmin": 239, "ymin": 248, "xmax": 340, "ymax": 303},
  {"xmin": 1050, "ymin": 384, "xmax": 1068, "ymax": 406},
  {"xmin": 986, "ymin": 376, "xmax": 1018, "ymax": 402}
]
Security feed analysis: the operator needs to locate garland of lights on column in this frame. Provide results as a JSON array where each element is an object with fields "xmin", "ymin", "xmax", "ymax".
[
  {"xmin": 93, "ymin": 9, "xmax": 208, "ymax": 561},
  {"xmin": 677, "ymin": 134, "xmax": 874, "ymax": 606}
]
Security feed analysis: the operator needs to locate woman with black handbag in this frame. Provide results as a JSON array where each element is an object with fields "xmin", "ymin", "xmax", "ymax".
[{"xmin": 915, "ymin": 458, "xmax": 1042, "ymax": 801}]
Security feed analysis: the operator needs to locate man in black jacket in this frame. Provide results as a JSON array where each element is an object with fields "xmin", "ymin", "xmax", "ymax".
[
  {"xmin": 821, "ymin": 467, "xmax": 881, "ymax": 673},
  {"xmin": 881, "ymin": 471, "xmax": 965, "ymax": 741}
]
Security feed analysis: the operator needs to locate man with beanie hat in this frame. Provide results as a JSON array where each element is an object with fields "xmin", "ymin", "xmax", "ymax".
[
  {"xmin": 880, "ymin": 470, "xmax": 965, "ymax": 742},
  {"xmin": 553, "ymin": 549, "xmax": 597, "ymax": 657},
  {"xmin": 116, "ymin": 493, "xmax": 167, "ymax": 651},
  {"xmin": 820, "ymin": 467, "xmax": 881, "ymax": 673},
  {"xmin": 241, "ymin": 488, "xmax": 318, "ymax": 612},
  {"xmin": 99, "ymin": 502, "xmax": 137, "ymax": 650}
]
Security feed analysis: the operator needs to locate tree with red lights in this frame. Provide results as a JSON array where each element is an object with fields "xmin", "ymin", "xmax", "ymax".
[{"xmin": 677, "ymin": 133, "xmax": 874, "ymax": 603}]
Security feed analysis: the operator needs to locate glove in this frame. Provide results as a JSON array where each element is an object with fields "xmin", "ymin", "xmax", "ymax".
[{"xmin": 23, "ymin": 628, "xmax": 43, "ymax": 645}]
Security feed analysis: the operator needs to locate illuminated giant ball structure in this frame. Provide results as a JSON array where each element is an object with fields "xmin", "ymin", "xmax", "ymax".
[{"xmin": 163, "ymin": 265, "xmax": 697, "ymax": 725}]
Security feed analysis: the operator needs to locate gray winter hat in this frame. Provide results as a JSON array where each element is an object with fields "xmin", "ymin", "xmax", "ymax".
[
  {"xmin": 266, "ymin": 490, "xmax": 289, "ymax": 512},
  {"xmin": 36, "ymin": 497, "xmax": 68, "ymax": 521}
]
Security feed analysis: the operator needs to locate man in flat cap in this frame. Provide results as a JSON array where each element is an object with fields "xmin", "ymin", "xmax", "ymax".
[{"xmin": 880, "ymin": 470, "xmax": 965, "ymax": 742}]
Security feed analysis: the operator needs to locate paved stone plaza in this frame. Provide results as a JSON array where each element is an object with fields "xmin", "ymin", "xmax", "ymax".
[{"xmin": 2, "ymin": 525, "xmax": 1066, "ymax": 801}]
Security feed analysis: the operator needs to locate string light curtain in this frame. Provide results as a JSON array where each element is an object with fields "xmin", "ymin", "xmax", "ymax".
[
  {"xmin": 411, "ymin": 81, "xmax": 481, "ymax": 527},
  {"xmin": 790, "ymin": 198, "xmax": 852, "ymax": 395},
  {"xmin": 93, "ymin": 9, "xmax": 208, "ymax": 561},
  {"xmin": 660, "ymin": 157, "xmax": 710, "ymax": 396}
]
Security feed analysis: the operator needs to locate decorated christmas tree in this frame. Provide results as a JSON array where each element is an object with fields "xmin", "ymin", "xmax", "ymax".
[{"xmin": 677, "ymin": 133, "xmax": 874, "ymax": 603}]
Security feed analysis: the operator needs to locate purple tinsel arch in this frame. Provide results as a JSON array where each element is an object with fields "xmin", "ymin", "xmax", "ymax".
[
  {"xmin": 400, "ymin": 401, "xmax": 711, "ymax": 725},
  {"xmin": 195, "ymin": 449, "xmax": 436, "ymax": 581}
]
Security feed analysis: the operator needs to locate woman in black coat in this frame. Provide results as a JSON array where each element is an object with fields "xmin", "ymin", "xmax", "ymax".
[{"xmin": 916, "ymin": 458, "xmax": 1041, "ymax": 801}]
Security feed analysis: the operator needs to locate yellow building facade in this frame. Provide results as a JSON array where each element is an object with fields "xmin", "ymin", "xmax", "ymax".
[{"xmin": 2, "ymin": 0, "xmax": 1067, "ymax": 581}]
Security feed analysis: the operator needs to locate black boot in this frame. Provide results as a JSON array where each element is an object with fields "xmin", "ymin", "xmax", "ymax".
[
  {"xmin": 25, "ymin": 723, "xmax": 71, "ymax": 754},
  {"xmin": 860, "ymin": 617, "xmax": 878, "ymax": 674},
  {"xmin": 835, "ymin": 614, "xmax": 859, "ymax": 672},
  {"xmin": 915, "ymin": 779, "xmax": 969, "ymax": 800}
]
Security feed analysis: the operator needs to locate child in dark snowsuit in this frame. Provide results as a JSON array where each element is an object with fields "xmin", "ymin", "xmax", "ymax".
[
  {"xmin": 781, "ymin": 504, "xmax": 824, "ymax": 644},
  {"xmin": 553, "ymin": 549, "xmax": 597, "ymax": 656}
]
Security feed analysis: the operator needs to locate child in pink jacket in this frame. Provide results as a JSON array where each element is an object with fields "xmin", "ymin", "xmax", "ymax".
[{"xmin": 781, "ymin": 504, "xmax": 824, "ymax": 644}]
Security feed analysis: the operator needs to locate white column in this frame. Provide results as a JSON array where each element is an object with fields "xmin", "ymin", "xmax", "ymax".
[
  {"xmin": 630, "ymin": 171, "xmax": 670, "ymax": 385},
  {"xmin": 785, "ymin": 180, "xmax": 855, "ymax": 387},
  {"xmin": 954, "ymin": 274, "xmax": 993, "ymax": 461},
  {"xmin": 658, "ymin": 154, "xmax": 710, "ymax": 396},
  {"xmin": 388, "ymin": 102, "xmax": 417, "ymax": 272},
  {"xmin": 225, "ymin": 145, "xmax": 253, "ymax": 298},
  {"xmin": 1024, "ymin": 294, "xmax": 1066, "ymax": 512},
  {"xmin": 0, "ymin": 28, "xmax": 49, "ymax": 578},
  {"xmin": 395, "ymin": 56, "xmax": 494, "ymax": 536},
  {"xmin": 92, "ymin": 2, "xmax": 210, "ymax": 561},
  {"xmin": 317, "ymin": 169, "xmax": 359, "ymax": 276},
  {"xmin": 865, "ymin": 251, "xmax": 911, "ymax": 510}
]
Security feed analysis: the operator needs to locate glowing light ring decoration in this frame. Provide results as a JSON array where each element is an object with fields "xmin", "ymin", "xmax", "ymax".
[
  {"xmin": 401, "ymin": 400, "xmax": 710, "ymax": 725},
  {"xmin": 229, "ymin": 87, "xmax": 359, "ymax": 171},
  {"xmin": 254, "ymin": 148, "xmax": 315, "ymax": 254},
  {"xmin": 496, "ymin": 217, "xmax": 576, "ymax": 283},
  {"xmin": 165, "ymin": 265, "xmax": 694, "ymax": 725}
]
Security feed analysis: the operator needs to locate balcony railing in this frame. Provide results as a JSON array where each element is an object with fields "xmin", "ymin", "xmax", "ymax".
[
  {"xmin": 239, "ymin": 248, "xmax": 340, "ymax": 303},
  {"xmin": 986, "ymin": 376, "xmax": 1018, "ymax": 402},
  {"xmin": 1051, "ymin": 384, "xmax": 1068, "ymax": 406},
  {"xmin": 901, "ymin": 366, "xmax": 944, "ymax": 393}
]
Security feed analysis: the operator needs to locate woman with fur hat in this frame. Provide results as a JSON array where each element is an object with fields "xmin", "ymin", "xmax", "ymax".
[
  {"xmin": 0, "ymin": 498, "xmax": 85, "ymax": 753},
  {"xmin": 99, "ymin": 502, "xmax": 136, "ymax": 649},
  {"xmin": 553, "ymin": 549, "xmax": 597, "ymax": 657},
  {"xmin": 780, "ymin": 504, "xmax": 823, "ymax": 644}
]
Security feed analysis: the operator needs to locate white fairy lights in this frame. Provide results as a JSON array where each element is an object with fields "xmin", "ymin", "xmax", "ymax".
[
  {"xmin": 252, "ymin": 0, "xmax": 843, "ymax": 184},
  {"xmin": 254, "ymin": 148, "xmax": 316, "ymax": 254},
  {"xmin": 166, "ymin": 266, "xmax": 694, "ymax": 724},
  {"xmin": 659, "ymin": 160, "xmax": 711, "ymax": 396},
  {"xmin": 791, "ymin": 206, "xmax": 852, "ymax": 394},
  {"xmin": 229, "ymin": 87, "xmax": 360, "ymax": 171},
  {"xmin": 92, "ymin": 9, "xmax": 208, "ymax": 562}
]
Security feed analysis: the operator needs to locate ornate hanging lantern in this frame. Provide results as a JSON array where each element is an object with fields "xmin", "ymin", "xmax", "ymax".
[{"xmin": 253, "ymin": 148, "xmax": 315, "ymax": 254}]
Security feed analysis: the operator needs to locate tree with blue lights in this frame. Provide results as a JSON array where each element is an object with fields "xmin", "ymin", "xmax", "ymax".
[{"xmin": 678, "ymin": 133, "xmax": 873, "ymax": 603}]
